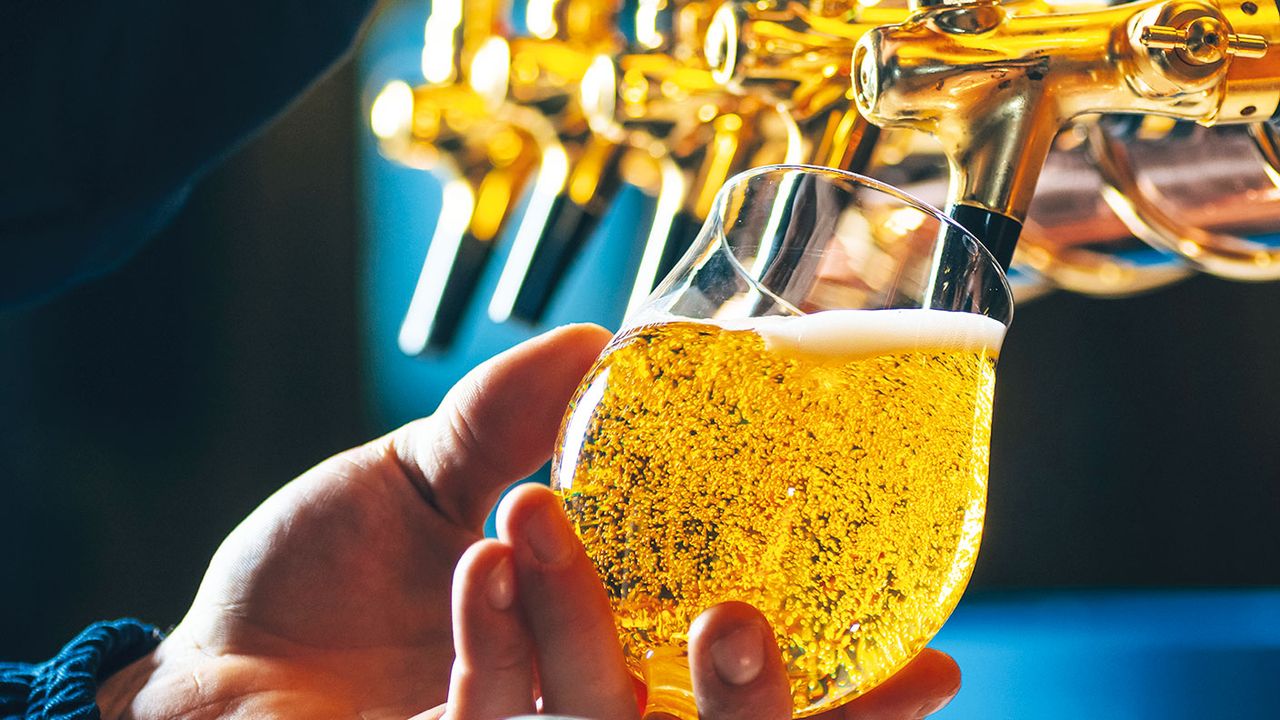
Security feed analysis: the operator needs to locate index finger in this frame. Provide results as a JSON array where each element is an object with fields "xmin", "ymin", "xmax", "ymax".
[{"xmin": 497, "ymin": 484, "xmax": 642, "ymax": 720}]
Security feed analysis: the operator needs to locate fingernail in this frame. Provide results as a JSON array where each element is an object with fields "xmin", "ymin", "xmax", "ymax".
[
  {"xmin": 710, "ymin": 623, "xmax": 765, "ymax": 686},
  {"xmin": 524, "ymin": 497, "xmax": 574, "ymax": 568},
  {"xmin": 486, "ymin": 557, "xmax": 515, "ymax": 611}
]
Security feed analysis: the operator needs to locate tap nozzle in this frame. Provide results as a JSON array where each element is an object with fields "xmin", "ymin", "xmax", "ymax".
[{"xmin": 852, "ymin": 0, "xmax": 1280, "ymax": 265}]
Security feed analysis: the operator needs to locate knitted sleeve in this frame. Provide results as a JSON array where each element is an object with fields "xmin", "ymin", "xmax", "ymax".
[{"xmin": 0, "ymin": 619, "xmax": 163, "ymax": 720}]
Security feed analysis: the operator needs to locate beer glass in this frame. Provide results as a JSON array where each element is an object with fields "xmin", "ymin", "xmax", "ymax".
[{"xmin": 551, "ymin": 165, "xmax": 1013, "ymax": 718}]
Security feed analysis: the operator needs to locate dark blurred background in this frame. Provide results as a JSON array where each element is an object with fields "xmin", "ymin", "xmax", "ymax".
[
  {"xmin": 0, "ymin": 60, "xmax": 366, "ymax": 658},
  {"xmin": 3, "ymin": 3, "xmax": 1279, "ymax": 667}
]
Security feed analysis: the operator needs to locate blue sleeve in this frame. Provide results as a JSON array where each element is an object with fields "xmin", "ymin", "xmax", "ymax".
[
  {"xmin": 0, "ymin": 1, "xmax": 378, "ymax": 307},
  {"xmin": 1, "ymin": 619, "xmax": 163, "ymax": 720}
]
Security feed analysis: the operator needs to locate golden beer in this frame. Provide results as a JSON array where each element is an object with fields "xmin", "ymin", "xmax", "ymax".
[{"xmin": 552, "ymin": 309, "xmax": 1004, "ymax": 716}]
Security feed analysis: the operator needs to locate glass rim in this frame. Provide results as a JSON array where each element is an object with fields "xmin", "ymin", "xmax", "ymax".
[{"xmin": 707, "ymin": 163, "xmax": 1015, "ymax": 323}]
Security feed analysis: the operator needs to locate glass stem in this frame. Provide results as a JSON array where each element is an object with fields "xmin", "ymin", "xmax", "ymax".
[{"xmin": 642, "ymin": 647, "xmax": 698, "ymax": 720}]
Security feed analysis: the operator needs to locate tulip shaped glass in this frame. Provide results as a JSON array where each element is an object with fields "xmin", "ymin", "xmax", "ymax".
[{"xmin": 552, "ymin": 165, "xmax": 1014, "ymax": 718}]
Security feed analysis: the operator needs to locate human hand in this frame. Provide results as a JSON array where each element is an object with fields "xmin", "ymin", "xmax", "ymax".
[
  {"xmin": 437, "ymin": 483, "xmax": 961, "ymax": 720},
  {"xmin": 97, "ymin": 325, "xmax": 614, "ymax": 719},
  {"xmin": 97, "ymin": 323, "xmax": 959, "ymax": 719}
]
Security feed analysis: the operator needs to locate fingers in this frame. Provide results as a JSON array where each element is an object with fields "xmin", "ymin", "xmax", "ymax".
[
  {"xmin": 835, "ymin": 649, "xmax": 960, "ymax": 720},
  {"xmin": 497, "ymin": 484, "xmax": 641, "ymax": 720},
  {"xmin": 389, "ymin": 323, "xmax": 611, "ymax": 531},
  {"xmin": 688, "ymin": 602, "xmax": 793, "ymax": 720},
  {"xmin": 444, "ymin": 540, "xmax": 537, "ymax": 720}
]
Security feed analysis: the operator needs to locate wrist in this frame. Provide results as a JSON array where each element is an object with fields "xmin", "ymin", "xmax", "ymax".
[
  {"xmin": 93, "ymin": 627, "xmax": 223, "ymax": 720},
  {"xmin": 91, "ymin": 626, "xmax": 275, "ymax": 720},
  {"xmin": 96, "ymin": 649, "xmax": 160, "ymax": 720}
]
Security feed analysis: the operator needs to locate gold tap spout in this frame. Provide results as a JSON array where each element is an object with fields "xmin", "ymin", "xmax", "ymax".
[
  {"xmin": 380, "ymin": 0, "xmax": 562, "ymax": 353},
  {"xmin": 581, "ymin": 49, "xmax": 803, "ymax": 313},
  {"xmin": 372, "ymin": 80, "xmax": 548, "ymax": 353},
  {"xmin": 853, "ymin": 0, "xmax": 1280, "ymax": 267},
  {"xmin": 474, "ymin": 0, "xmax": 633, "ymax": 323},
  {"xmin": 574, "ymin": 0, "xmax": 802, "ymax": 314},
  {"xmin": 703, "ymin": 0, "xmax": 886, "ymax": 170},
  {"xmin": 705, "ymin": 0, "xmax": 879, "ymax": 114}
]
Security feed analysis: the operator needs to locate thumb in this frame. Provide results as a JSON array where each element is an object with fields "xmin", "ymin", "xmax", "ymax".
[{"xmin": 382, "ymin": 323, "xmax": 611, "ymax": 531}]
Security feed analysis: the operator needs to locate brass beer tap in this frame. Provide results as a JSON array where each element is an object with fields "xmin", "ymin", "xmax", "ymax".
[
  {"xmin": 367, "ymin": 0, "xmax": 1280, "ymax": 327},
  {"xmin": 375, "ymin": 0, "xmax": 557, "ymax": 353},
  {"xmin": 861, "ymin": 118, "xmax": 1190, "ymax": 299},
  {"xmin": 704, "ymin": 0, "xmax": 889, "ymax": 170},
  {"xmin": 581, "ymin": 0, "xmax": 803, "ymax": 314},
  {"xmin": 707, "ymin": 0, "xmax": 1147, "ymax": 296},
  {"xmin": 478, "ymin": 0, "xmax": 634, "ymax": 323},
  {"xmin": 852, "ymin": 0, "xmax": 1280, "ymax": 268}
]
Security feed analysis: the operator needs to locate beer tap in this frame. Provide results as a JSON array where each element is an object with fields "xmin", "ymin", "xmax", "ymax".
[
  {"xmin": 581, "ymin": 0, "xmax": 804, "ymax": 316},
  {"xmin": 704, "ymin": 0, "xmax": 1080, "ymax": 169},
  {"xmin": 705, "ymin": 0, "xmax": 1133, "ymax": 297},
  {"xmin": 704, "ymin": 0, "xmax": 888, "ymax": 170},
  {"xmin": 368, "ymin": 0, "xmax": 1280, "ymax": 323},
  {"xmin": 374, "ymin": 0, "xmax": 559, "ymax": 354},
  {"xmin": 852, "ymin": 0, "xmax": 1280, "ymax": 270},
  {"xmin": 478, "ymin": 0, "xmax": 635, "ymax": 324}
]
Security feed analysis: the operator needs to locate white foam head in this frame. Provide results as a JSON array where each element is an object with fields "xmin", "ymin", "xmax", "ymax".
[{"xmin": 715, "ymin": 308, "xmax": 1006, "ymax": 361}]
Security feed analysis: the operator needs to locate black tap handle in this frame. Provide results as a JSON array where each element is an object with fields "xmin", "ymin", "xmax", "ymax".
[
  {"xmin": 399, "ymin": 230, "xmax": 496, "ymax": 356},
  {"xmin": 501, "ymin": 193, "xmax": 610, "ymax": 323}
]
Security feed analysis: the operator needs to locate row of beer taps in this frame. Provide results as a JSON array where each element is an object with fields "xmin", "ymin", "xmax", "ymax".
[{"xmin": 369, "ymin": 0, "xmax": 1280, "ymax": 354}]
